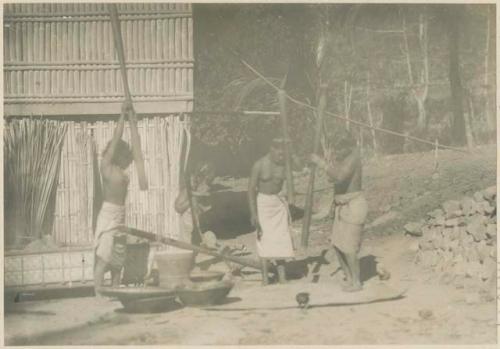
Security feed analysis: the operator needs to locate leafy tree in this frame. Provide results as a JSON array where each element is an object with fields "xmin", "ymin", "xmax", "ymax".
[{"xmin": 192, "ymin": 3, "xmax": 494, "ymax": 173}]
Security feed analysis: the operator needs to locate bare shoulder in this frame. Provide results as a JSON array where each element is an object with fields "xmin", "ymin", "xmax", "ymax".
[
  {"xmin": 252, "ymin": 156, "xmax": 265, "ymax": 172},
  {"xmin": 101, "ymin": 162, "xmax": 121, "ymax": 182},
  {"xmin": 100, "ymin": 162, "xmax": 113, "ymax": 180}
]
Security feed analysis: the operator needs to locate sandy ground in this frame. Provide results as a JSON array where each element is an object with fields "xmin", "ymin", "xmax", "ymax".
[
  {"xmin": 5, "ymin": 145, "xmax": 497, "ymax": 345},
  {"xmin": 5, "ymin": 233, "xmax": 497, "ymax": 346}
]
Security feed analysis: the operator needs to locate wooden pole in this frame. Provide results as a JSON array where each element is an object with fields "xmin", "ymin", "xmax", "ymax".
[
  {"xmin": 301, "ymin": 84, "xmax": 328, "ymax": 248},
  {"xmin": 278, "ymin": 89, "xmax": 295, "ymax": 204},
  {"xmin": 108, "ymin": 4, "xmax": 148, "ymax": 191},
  {"xmin": 123, "ymin": 226, "xmax": 263, "ymax": 271}
]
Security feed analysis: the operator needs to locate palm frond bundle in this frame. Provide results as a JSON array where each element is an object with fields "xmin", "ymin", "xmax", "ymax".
[{"xmin": 4, "ymin": 118, "xmax": 67, "ymax": 247}]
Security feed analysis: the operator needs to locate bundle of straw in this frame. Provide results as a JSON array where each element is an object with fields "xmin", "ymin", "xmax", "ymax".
[{"xmin": 4, "ymin": 118, "xmax": 67, "ymax": 247}]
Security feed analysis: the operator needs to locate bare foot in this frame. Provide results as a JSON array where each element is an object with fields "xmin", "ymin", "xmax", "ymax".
[
  {"xmin": 339, "ymin": 278, "xmax": 351, "ymax": 288},
  {"xmin": 262, "ymin": 277, "xmax": 269, "ymax": 286},
  {"xmin": 94, "ymin": 292, "xmax": 109, "ymax": 304}
]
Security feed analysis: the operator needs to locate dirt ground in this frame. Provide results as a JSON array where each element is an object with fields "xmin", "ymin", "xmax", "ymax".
[{"xmin": 5, "ymin": 145, "xmax": 497, "ymax": 345}]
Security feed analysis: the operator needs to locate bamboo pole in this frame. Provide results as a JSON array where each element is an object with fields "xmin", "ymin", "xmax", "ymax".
[
  {"xmin": 145, "ymin": 117, "xmax": 152, "ymax": 230},
  {"xmin": 109, "ymin": 3, "xmax": 148, "ymax": 191},
  {"xmin": 163, "ymin": 17, "xmax": 168, "ymax": 60},
  {"xmin": 301, "ymin": 84, "xmax": 328, "ymax": 248},
  {"xmin": 278, "ymin": 89, "xmax": 294, "ymax": 204},
  {"xmin": 169, "ymin": 17, "xmax": 174, "ymax": 61},
  {"xmin": 5, "ymin": 22, "xmax": 12, "ymax": 62},
  {"xmin": 86, "ymin": 126, "xmax": 94, "ymax": 242},
  {"xmin": 124, "ymin": 227, "xmax": 263, "ymax": 271},
  {"xmin": 155, "ymin": 19, "xmax": 161, "ymax": 61},
  {"xmin": 69, "ymin": 123, "xmax": 75, "ymax": 245},
  {"xmin": 188, "ymin": 17, "xmax": 193, "ymax": 60},
  {"xmin": 33, "ymin": 21, "xmax": 39, "ymax": 62},
  {"xmin": 82, "ymin": 123, "xmax": 90, "ymax": 242}
]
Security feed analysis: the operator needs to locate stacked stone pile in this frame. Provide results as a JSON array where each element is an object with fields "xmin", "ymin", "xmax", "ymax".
[{"xmin": 408, "ymin": 186, "xmax": 497, "ymax": 283}]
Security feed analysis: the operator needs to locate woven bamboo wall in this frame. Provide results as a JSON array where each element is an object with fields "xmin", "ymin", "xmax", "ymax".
[
  {"xmin": 4, "ymin": 3, "xmax": 194, "ymax": 247},
  {"xmin": 53, "ymin": 115, "xmax": 190, "ymax": 245},
  {"xmin": 3, "ymin": 3, "xmax": 193, "ymax": 115}
]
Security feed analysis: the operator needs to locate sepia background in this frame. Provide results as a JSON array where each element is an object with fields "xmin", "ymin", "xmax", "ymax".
[{"xmin": 3, "ymin": 2, "xmax": 497, "ymax": 346}]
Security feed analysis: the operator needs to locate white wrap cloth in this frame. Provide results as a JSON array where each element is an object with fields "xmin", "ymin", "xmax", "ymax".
[
  {"xmin": 331, "ymin": 191, "xmax": 368, "ymax": 254},
  {"xmin": 94, "ymin": 201, "xmax": 127, "ymax": 269},
  {"xmin": 255, "ymin": 193, "xmax": 295, "ymax": 259}
]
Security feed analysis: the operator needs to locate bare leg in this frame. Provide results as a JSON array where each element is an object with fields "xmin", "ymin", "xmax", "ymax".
[
  {"xmin": 110, "ymin": 267, "xmax": 122, "ymax": 287},
  {"xmin": 261, "ymin": 258, "xmax": 269, "ymax": 286},
  {"xmin": 334, "ymin": 246, "xmax": 351, "ymax": 285},
  {"xmin": 276, "ymin": 260, "xmax": 287, "ymax": 284},
  {"xmin": 94, "ymin": 257, "xmax": 108, "ymax": 296},
  {"xmin": 343, "ymin": 253, "xmax": 362, "ymax": 292}
]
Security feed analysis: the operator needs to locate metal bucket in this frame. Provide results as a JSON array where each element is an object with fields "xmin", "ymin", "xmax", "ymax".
[{"xmin": 154, "ymin": 250, "xmax": 194, "ymax": 288}]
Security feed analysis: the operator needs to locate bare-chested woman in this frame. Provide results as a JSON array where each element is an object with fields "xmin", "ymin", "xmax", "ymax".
[
  {"xmin": 248, "ymin": 138, "xmax": 300, "ymax": 285},
  {"xmin": 311, "ymin": 133, "xmax": 368, "ymax": 292},
  {"xmin": 93, "ymin": 101, "xmax": 139, "ymax": 295}
]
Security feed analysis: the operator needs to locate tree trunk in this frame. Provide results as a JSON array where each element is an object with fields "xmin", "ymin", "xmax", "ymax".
[
  {"xmin": 344, "ymin": 80, "xmax": 353, "ymax": 131},
  {"xmin": 464, "ymin": 89, "xmax": 475, "ymax": 149},
  {"xmin": 484, "ymin": 5, "xmax": 496, "ymax": 140},
  {"xmin": 401, "ymin": 12, "xmax": 414, "ymax": 85},
  {"xmin": 402, "ymin": 10, "xmax": 428, "ymax": 133},
  {"xmin": 447, "ymin": 7, "xmax": 466, "ymax": 146},
  {"xmin": 366, "ymin": 74, "xmax": 378, "ymax": 157},
  {"xmin": 416, "ymin": 13, "xmax": 429, "ymax": 131},
  {"xmin": 416, "ymin": 95, "xmax": 427, "ymax": 131}
]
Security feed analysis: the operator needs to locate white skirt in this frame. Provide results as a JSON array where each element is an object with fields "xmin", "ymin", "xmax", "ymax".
[{"xmin": 255, "ymin": 193, "xmax": 294, "ymax": 259}]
